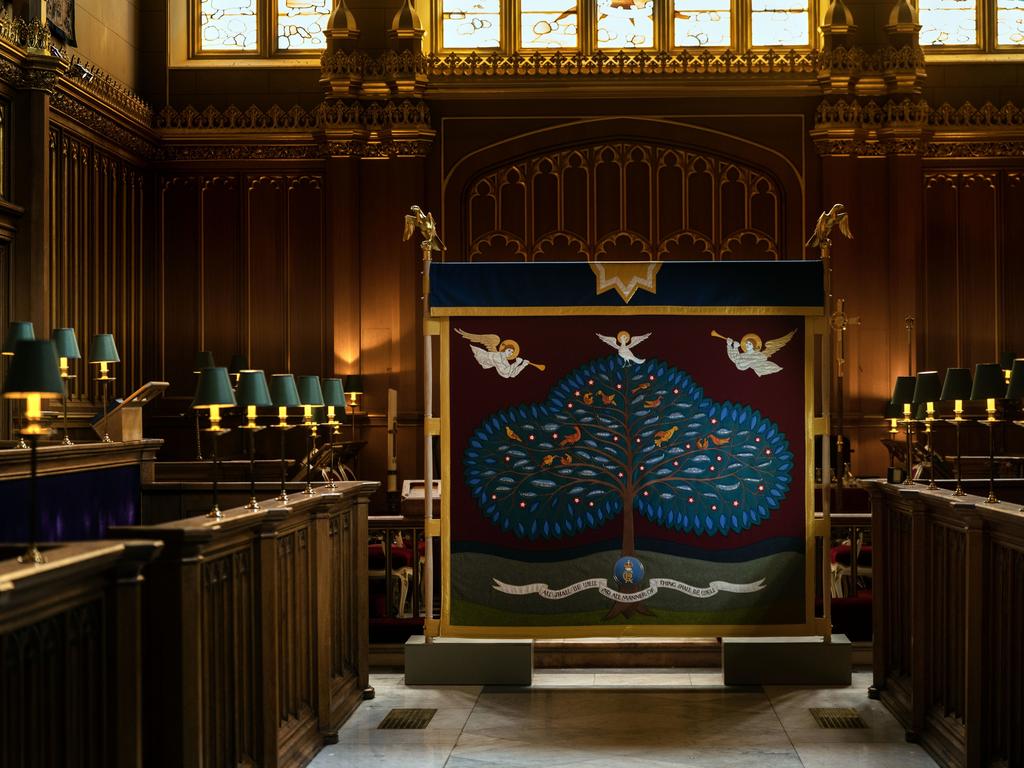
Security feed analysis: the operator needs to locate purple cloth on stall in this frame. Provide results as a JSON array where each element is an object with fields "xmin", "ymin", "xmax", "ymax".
[{"xmin": 0, "ymin": 465, "xmax": 140, "ymax": 542}]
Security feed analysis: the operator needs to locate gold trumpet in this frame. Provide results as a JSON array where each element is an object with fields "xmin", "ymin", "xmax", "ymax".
[
  {"xmin": 528, "ymin": 362, "xmax": 546, "ymax": 371},
  {"xmin": 710, "ymin": 330, "xmax": 729, "ymax": 341}
]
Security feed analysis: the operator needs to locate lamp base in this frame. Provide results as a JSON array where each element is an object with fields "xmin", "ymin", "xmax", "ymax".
[
  {"xmin": 277, "ymin": 489, "xmax": 290, "ymax": 503},
  {"xmin": 208, "ymin": 504, "xmax": 223, "ymax": 519},
  {"xmin": 246, "ymin": 496, "xmax": 260, "ymax": 511},
  {"xmin": 101, "ymin": 433, "xmax": 112, "ymax": 443},
  {"xmin": 953, "ymin": 486, "xmax": 966, "ymax": 497},
  {"xmin": 17, "ymin": 545, "xmax": 46, "ymax": 564},
  {"xmin": 15, "ymin": 436, "xmax": 27, "ymax": 449},
  {"xmin": 62, "ymin": 435, "xmax": 74, "ymax": 446}
]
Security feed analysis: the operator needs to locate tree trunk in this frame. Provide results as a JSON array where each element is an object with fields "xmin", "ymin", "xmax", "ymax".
[{"xmin": 621, "ymin": 489, "xmax": 635, "ymax": 555}]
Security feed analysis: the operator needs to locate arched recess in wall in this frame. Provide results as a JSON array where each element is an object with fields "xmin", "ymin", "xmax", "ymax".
[{"xmin": 441, "ymin": 117, "xmax": 804, "ymax": 263}]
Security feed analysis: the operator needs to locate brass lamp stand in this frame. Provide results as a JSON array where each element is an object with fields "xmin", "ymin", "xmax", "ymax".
[
  {"xmin": 970, "ymin": 363, "xmax": 1006, "ymax": 504},
  {"xmin": 297, "ymin": 375, "xmax": 325, "ymax": 496},
  {"xmin": 321, "ymin": 378, "xmax": 346, "ymax": 491},
  {"xmin": 236, "ymin": 370, "xmax": 272, "ymax": 511},
  {"xmin": 192, "ymin": 367, "xmax": 236, "ymax": 519},
  {"xmin": 940, "ymin": 367, "xmax": 973, "ymax": 497},
  {"xmin": 270, "ymin": 374, "xmax": 301, "ymax": 503},
  {"xmin": 890, "ymin": 376, "xmax": 917, "ymax": 485},
  {"xmin": 89, "ymin": 334, "xmax": 120, "ymax": 443}
]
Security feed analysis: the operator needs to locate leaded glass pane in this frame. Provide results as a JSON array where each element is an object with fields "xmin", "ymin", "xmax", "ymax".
[
  {"xmin": 199, "ymin": 0, "xmax": 258, "ymax": 52},
  {"xmin": 277, "ymin": 0, "xmax": 329, "ymax": 51},
  {"xmin": 751, "ymin": 0, "xmax": 808, "ymax": 46},
  {"xmin": 997, "ymin": 0, "xmax": 1024, "ymax": 44},
  {"xmin": 521, "ymin": 0, "xmax": 579, "ymax": 47},
  {"xmin": 596, "ymin": 0, "xmax": 655, "ymax": 48},
  {"xmin": 673, "ymin": 0, "xmax": 730, "ymax": 46},
  {"xmin": 442, "ymin": 0, "xmax": 501, "ymax": 48},
  {"xmin": 919, "ymin": 0, "xmax": 976, "ymax": 45}
]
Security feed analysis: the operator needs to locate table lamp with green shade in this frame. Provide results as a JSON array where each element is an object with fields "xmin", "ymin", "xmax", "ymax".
[
  {"xmin": 321, "ymin": 377, "xmax": 346, "ymax": 489},
  {"xmin": 3, "ymin": 321, "xmax": 35, "ymax": 449},
  {"xmin": 51, "ymin": 328, "xmax": 81, "ymax": 445},
  {"xmin": 270, "ymin": 373, "xmax": 301, "ymax": 502},
  {"xmin": 890, "ymin": 375, "xmax": 917, "ymax": 485},
  {"xmin": 2, "ymin": 340, "xmax": 64, "ymax": 563},
  {"xmin": 971, "ymin": 362, "xmax": 1006, "ymax": 504},
  {"xmin": 912, "ymin": 371, "xmax": 942, "ymax": 489},
  {"xmin": 297, "ymin": 375, "xmax": 324, "ymax": 495},
  {"xmin": 192, "ymin": 366, "xmax": 236, "ymax": 518},
  {"xmin": 236, "ymin": 370, "xmax": 272, "ymax": 510},
  {"xmin": 192, "ymin": 351, "xmax": 216, "ymax": 459},
  {"xmin": 940, "ymin": 367, "xmax": 973, "ymax": 496},
  {"xmin": 89, "ymin": 333, "xmax": 119, "ymax": 443}
]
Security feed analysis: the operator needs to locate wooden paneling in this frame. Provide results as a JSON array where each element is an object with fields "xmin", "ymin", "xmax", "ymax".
[
  {"xmin": 110, "ymin": 483, "xmax": 376, "ymax": 768},
  {"xmin": 0, "ymin": 541, "xmax": 160, "ymax": 768},
  {"xmin": 48, "ymin": 124, "xmax": 147, "ymax": 399},
  {"xmin": 157, "ymin": 171, "xmax": 329, "ymax": 397},
  {"xmin": 869, "ymin": 482, "xmax": 1024, "ymax": 768}
]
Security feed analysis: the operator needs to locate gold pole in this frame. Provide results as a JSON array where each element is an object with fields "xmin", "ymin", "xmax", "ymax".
[{"xmin": 422, "ymin": 236, "xmax": 435, "ymax": 639}]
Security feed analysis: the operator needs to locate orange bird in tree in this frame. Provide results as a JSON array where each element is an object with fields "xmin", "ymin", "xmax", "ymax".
[
  {"xmin": 653, "ymin": 426, "xmax": 678, "ymax": 447},
  {"xmin": 708, "ymin": 434, "xmax": 731, "ymax": 446},
  {"xmin": 541, "ymin": 454, "xmax": 557, "ymax": 467},
  {"xmin": 600, "ymin": 391, "xmax": 616, "ymax": 405},
  {"xmin": 582, "ymin": 392, "xmax": 594, "ymax": 405},
  {"xmin": 506, "ymin": 426, "xmax": 522, "ymax": 442},
  {"xmin": 696, "ymin": 437, "xmax": 709, "ymax": 449},
  {"xmin": 559, "ymin": 426, "xmax": 582, "ymax": 447},
  {"xmin": 560, "ymin": 454, "xmax": 573, "ymax": 466},
  {"xmin": 631, "ymin": 382, "xmax": 651, "ymax": 394},
  {"xmin": 644, "ymin": 395, "xmax": 662, "ymax": 408}
]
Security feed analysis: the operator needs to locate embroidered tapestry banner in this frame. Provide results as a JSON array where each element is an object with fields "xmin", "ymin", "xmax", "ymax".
[{"xmin": 431, "ymin": 260, "xmax": 825, "ymax": 638}]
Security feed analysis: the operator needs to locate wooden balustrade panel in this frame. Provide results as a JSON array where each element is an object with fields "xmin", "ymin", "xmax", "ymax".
[
  {"xmin": 927, "ymin": 517, "xmax": 967, "ymax": 723},
  {"xmin": 201, "ymin": 547, "xmax": 258, "ymax": 768},
  {"xmin": 985, "ymin": 534, "xmax": 1024, "ymax": 766},
  {"xmin": 881, "ymin": 500, "xmax": 914, "ymax": 689},
  {"xmin": 276, "ymin": 523, "xmax": 316, "ymax": 744},
  {"xmin": 1, "ymin": 601, "xmax": 106, "ymax": 768}
]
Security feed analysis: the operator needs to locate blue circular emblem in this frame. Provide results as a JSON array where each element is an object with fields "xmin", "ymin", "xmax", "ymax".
[{"xmin": 613, "ymin": 556, "xmax": 645, "ymax": 586}]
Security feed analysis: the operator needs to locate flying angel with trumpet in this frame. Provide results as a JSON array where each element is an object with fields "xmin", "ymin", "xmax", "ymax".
[
  {"xmin": 711, "ymin": 329, "xmax": 796, "ymax": 377},
  {"xmin": 456, "ymin": 329, "xmax": 545, "ymax": 379}
]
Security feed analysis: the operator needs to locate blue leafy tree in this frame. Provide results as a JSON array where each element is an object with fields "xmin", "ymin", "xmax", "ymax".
[{"xmin": 464, "ymin": 357, "xmax": 793, "ymax": 562}]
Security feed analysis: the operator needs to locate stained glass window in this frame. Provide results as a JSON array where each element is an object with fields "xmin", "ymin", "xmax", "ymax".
[
  {"xmin": 199, "ymin": 0, "xmax": 258, "ymax": 51},
  {"xmin": 673, "ymin": 0, "xmax": 730, "ymax": 46},
  {"xmin": 442, "ymin": 0, "xmax": 502, "ymax": 48},
  {"xmin": 997, "ymin": 0, "xmax": 1024, "ymax": 44},
  {"xmin": 919, "ymin": 0, "xmax": 976, "ymax": 45},
  {"xmin": 596, "ymin": 0, "xmax": 655, "ymax": 48},
  {"xmin": 521, "ymin": 0, "xmax": 579, "ymax": 47},
  {"xmin": 750, "ymin": 0, "xmax": 808, "ymax": 46},
  {"xmin": 277, "ymin": 0, "xmax": 330, "ymax": 50}
]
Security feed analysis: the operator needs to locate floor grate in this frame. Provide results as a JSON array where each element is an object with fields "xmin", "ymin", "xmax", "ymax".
[
  {"xmin": 809, "ymin": 707, "xmax": 868, "ymax": 729},
  {"xmin": 377, "ymin": 708, "xmax": 437, "ymax": 730}
]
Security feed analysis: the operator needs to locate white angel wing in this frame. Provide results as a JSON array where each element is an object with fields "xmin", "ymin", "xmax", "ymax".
[
  {"xmin": 626, "ymin": 332, "xmax": 651, "ymax": 349},
  {"xmin": 596, "ymin": 333, "xmax": 619, "ymax": 349},
  {"xmin": 762, "ymin": 329, "xmax": 796, "ymax": 359},
  {"xmin": 469, "ymin": 345, "xmax": 498, "ymax": 370},
  {"xmin": 456, "ymin": 327, "xmax": 501, "ymax": 352}
]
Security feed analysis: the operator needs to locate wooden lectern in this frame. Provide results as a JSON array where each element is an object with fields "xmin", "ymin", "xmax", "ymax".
[{"xmin": 93, "ymin": 381, "xmax": 169, "ymax": 442}]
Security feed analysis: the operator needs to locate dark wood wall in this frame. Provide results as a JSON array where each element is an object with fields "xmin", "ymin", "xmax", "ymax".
[{"xmin": 155, "ymin": 171, "xmax": 330, "ymax": 396}]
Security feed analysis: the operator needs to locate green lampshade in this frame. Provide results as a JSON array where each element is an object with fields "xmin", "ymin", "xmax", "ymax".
[
  {"xmin": 2, "ymin": 340, "xmax": 64, "ymax": 398},
  {"xmin": 89, "ymin": 333, "xmax": 120, "ymax": 364},
  {"xmin": 3, "ymin": 321, "xmax": 34, "ymax": 355},
  {"xmin": 297, "ymin": 375, "xmax": 325, "ymax": 406},
  {"xmin": 940, "ymin": 368, "xmax": 972, "ymax": 401},
  {"xmin": 270, "ymin": 374, "xmax": 301, "ymax": 408},
  {"xmin": 1006, "ymin": 360, "xmax": 1024, "ymax": 400},
  {"xmin": 51, "ymin": 328, "xmax": 81, "ymax": 360},
  {"xmin": 883, "ymin": 401, "xmax": 901, "ymax": 419},
  {"xmin": 1000, "ymin": 351, "xmax": 1017, "ymax": 371},
  {"xmin": 912, "ymin": 371, "xmax": 942, "ymax": 405},
  {"xmin": 343, "ymin": 374, "xmax": 364, "ymax": 395},
  {"xmin": 228, "ymin": 353, "xmax": 248, "ymax": 376},
  {"xmin": 322, "ymin": 377, "xmax": 346, "ymax": 407},
  {"xmin": 236, "ymin": 370, "xmax": 272, "ymax": 407},
  {"xmin": 193, "ymin": 350, "xmax": 215, "ymax": 374},
  {"xmin": 890, "ymin": 376, "xmax": 916, "ymax": 410},
  {"xmin": 970, "ymin": 363, "xmax": 1005, "ymax": 400},
  {"xmin": 192, "ymin": 367, "xmax": 236, "ymax": 409}
]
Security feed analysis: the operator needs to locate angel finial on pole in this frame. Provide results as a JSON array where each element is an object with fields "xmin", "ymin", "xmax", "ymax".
[{"xmin": 806, "ymin": 203, "xmax": 852, "ymax": 260}]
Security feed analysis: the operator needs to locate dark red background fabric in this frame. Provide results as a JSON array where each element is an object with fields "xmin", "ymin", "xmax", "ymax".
[{"xmin": 449, "ymin": 315, "xmax": 807, "ymax": 554}]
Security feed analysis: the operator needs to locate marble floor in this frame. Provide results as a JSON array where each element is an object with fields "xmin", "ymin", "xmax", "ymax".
[{"xmin": 309, "ymin": 669, "xmax": 939, "ymax": 768}]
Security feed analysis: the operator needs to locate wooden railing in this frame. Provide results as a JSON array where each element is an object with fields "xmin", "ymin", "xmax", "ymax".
[
  {"xmin": 0, "ymin": 539, "xmax": 162, "ymax": 768},
  {"xmin": 866, "ymin": 480, "xmax": 1024, "ymax": 768},
  {"xmin": 109, "ymin": 480, "xmax": 378, "ymax": 768}
]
